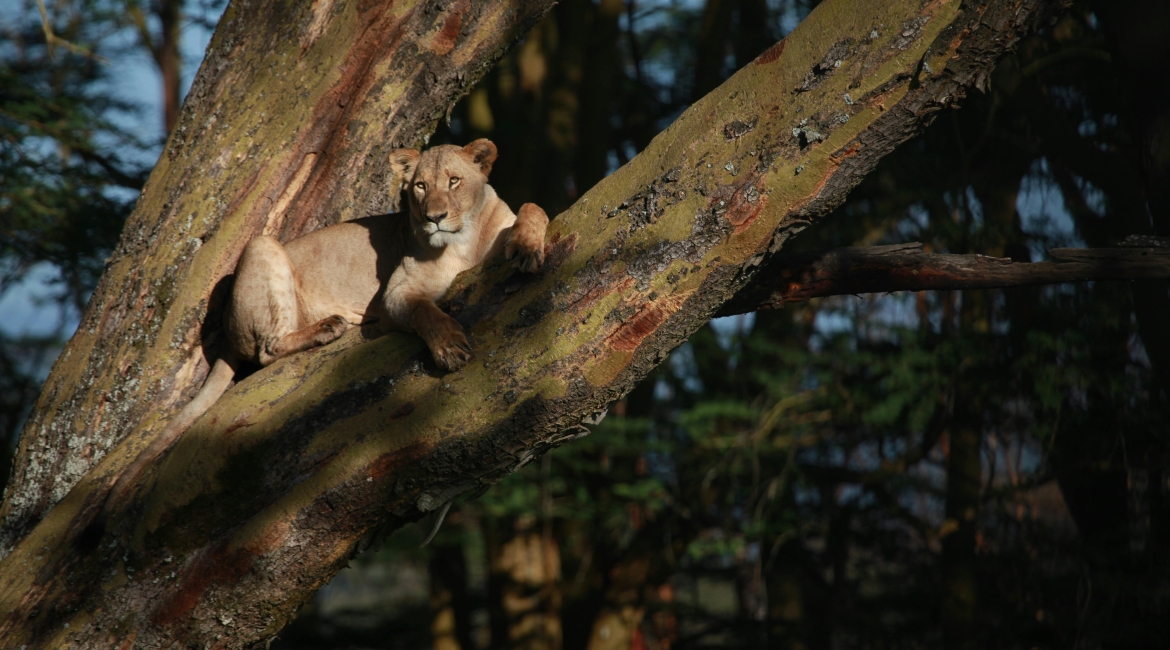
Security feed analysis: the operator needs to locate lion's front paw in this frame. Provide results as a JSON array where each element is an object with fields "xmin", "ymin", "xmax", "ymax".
[
  {"xmin": 430, "ymin": 326, "xmax": 473, "ymax": 372},
  {"xmin": 506, "ymin": 203, "xmax": 549, "ymax": 273},
  {"xmin": 506, "ymin": 238, "xmax": 545, "ymax": 273}
]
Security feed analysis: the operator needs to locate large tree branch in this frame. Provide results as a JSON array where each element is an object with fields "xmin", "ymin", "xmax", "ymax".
[
  {"xmin": 1, "ymin": 0, "xmax": 558, "ymax": 555},
  {"xmin": 0, "ymin": 0, "xmax": 1068, "ymax": 647},
  {"xmin": 718, "ymin": 240, "xmax": 1170, "ymax": 314}
]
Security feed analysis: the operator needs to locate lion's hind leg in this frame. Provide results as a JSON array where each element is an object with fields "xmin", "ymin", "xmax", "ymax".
[
  {"xmin": 266, "ymin": 314, "xmax": 349, "ymax": 364},
  {"xmin": 229, "ymin": 236, "xmax": 349, "ymax": 366}
]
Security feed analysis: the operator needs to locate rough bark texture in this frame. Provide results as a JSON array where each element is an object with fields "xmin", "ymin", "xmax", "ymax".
[
  {"xmin": 0, "ymin": 0, "xmax": 556, "ymax": 557},
  {"xmin": 719, "ymin": 240, "xmax": 1170, "ymax": 314},
  {"xmin": 0, "ymin": 0, "xmax": 1066, "ymax": 647}
]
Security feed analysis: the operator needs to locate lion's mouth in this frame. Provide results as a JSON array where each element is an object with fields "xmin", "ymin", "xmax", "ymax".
[
  {"xmin": 421, "ymin": 222, "xmax": 461, "ymax": 235},
  {"xmin": 420, "ymin": 223, "xmax": 465, "ymax": 248}
]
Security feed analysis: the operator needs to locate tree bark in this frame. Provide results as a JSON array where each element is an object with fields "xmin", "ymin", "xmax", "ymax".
[
  {"xmin": 0, "ymin": 0, "xmax": 557, "ymax": 557},
  {"xmin": 717, "ymin": 240, "xmax": 1170, "ymax": 315},
  {"xmin": 0, "ymin": 0, "xmax": 1067, "ymax": 647}
]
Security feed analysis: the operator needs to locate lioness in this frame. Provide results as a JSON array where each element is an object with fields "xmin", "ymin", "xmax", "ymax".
[
  {"xmin": 103, "ymin": 139, "xmax": 546, "ymax": 512},
  {"xmin": 229, "ymin": 138, "xmax": 547, "ymax": 371}
]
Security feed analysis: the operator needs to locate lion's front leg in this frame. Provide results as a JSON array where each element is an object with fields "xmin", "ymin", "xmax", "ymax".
[
  {"xmin": 505, "ymin": 202, "xmax": 549, "ymax": 273},
  {"xmin": 409, "ymin": 298, "xmax": 473, "ymax": 371}
]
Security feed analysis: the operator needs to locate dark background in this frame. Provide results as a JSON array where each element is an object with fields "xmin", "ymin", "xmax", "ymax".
[{"xmin": 3, "ymin": 1, "xmax": 1168, "ymax": 648}]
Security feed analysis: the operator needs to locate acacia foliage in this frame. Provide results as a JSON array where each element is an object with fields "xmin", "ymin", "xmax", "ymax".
[{"xmin": 0, "ymin": 0, "xmax": 158, "ymax": 485}]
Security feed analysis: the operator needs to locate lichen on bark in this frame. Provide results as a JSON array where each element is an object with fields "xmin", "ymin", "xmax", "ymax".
[
  {"xmin": 0, "ymin": 0, "xmax": 1067, "ymax": 647},
  {"xmin": 0, "ymin": 0, "xmax": 557, "ymax": 558}
]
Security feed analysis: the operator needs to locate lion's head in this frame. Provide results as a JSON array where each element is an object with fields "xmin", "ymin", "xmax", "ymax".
[{"xmin": 389, "ymin": 139, "xmax": 498, "ymax": 248}]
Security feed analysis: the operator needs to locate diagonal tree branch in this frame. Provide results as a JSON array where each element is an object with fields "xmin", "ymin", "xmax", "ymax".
[
  {"xmin": 718, "ymin": 240, "xmax": 1170, "ymax": 314},
  {"xmin": 1, "ymin": 0, "xmax": 560, "ymax": 556},
  {"xmin": 0, "ymin": 0, "xmax": 1069, "ymax": 647}
]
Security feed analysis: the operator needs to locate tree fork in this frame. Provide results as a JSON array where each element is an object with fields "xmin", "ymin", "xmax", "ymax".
[
  {"xmin": 718, "ymin": 240, "xmax": 1170, "ymax": 314},
  {"xmin": 0, "ymin": 0, "xmax": 1068, "ymax": 647},
  {"xmin": 0, "ymin": 0, "xmax": 559, "ymax": 556}
]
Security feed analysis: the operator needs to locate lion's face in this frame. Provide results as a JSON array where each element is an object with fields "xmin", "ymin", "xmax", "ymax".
[{"xmin": 389, "ymin": 139, "xmax": 498, "ymax": 249}]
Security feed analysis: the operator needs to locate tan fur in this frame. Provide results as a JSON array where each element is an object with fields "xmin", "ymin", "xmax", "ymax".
[
  {"xmin": 98, "ymin": 139, "xmax": 547, "ymax": 519},
  {"xmin": 228, "ymin": 138, "xmax": 548, "ymax": 371},
  {"xmin": 507, "ymin": 203, "xmax": 550, "ymax": 273}
]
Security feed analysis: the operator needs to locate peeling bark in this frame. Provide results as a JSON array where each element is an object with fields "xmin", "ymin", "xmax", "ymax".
[
  {"xmin": 718, "ymin": 240, "xmax": 1170, "ymax": 315},
  {"xmin": 0, "ymin": 0, "xmax": 1067, "ymax": 647}
]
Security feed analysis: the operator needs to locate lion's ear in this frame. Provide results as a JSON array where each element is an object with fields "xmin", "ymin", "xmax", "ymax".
[
  {"xmin": 463, "ymin": 139, "xmax": 498, "ymax": 176},
  {"xmin": 389, "ymin": 148, "xmax": 421, "ymax": 190}
]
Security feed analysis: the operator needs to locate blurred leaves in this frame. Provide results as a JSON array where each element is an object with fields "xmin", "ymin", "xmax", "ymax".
[
  {"xmin": 412, "ymin": 3, "xmax": 1170, "ymax": 649},
  {"xmin": 1, "ymin": 0, "xmax": 153, "ymax": 490},
  {"xmin": 1, "ymin": 0, "xmax": 150, "ymax": 307}
]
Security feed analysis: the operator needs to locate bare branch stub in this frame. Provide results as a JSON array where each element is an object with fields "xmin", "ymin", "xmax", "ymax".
[{"xmin": 718, "ymin": 242, "xmax": 1170, "ymax": 315}]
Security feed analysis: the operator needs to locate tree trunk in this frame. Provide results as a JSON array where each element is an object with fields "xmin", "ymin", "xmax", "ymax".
[
  {"xmin": 430, "ymin": 538, "xmax": 474, "ymax": 650},
  {"xmin": 693, "ymin": 0, "xmax": 736, "ymax": 101},
  {"xmin": 0, "ymin": 0, "xmax": 557, "ymax": 557},
  {"xmin": 0, "ymin": 0, "xmax": 1067, "ymax": 647},
  {"xmin": 1092, "ymin": 0, "xmax": 1170, "ymax": 388},
  {"xmin": 941, "ymin": 418, "xmax": 981, "ymax": 647},
  {"xmin": 158, "ymin": 0, "xmax": 183, "ymax": 135},
  {"xmin": 574, "ymin": 0, "xmax": 623, "ymax": 193},
  {"xmin": 491, "ymin": 519, "xmax": 563, "ymax": 650},
  {"xmin": 127, "ymin": 0, "xmax": 184, "ymax": 135}
]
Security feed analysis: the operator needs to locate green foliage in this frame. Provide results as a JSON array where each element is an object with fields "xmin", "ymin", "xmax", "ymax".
[
  {"xmin": 420, "ymin": 4, "xmax": 1170, "ymax": 649},
  {"xmin": 0, "ymin": 0, "xmax": 152, "ymax": 490},
  {"xmin": 4, "ymin": 0, "xmax": 1166, "ymax": 648},
  {"xmin": 1, "ymin": 1, "xmax": 149, "ymax": 304}
]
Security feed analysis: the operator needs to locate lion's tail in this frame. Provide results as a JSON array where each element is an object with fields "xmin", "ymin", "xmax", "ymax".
[{"xmin": 101, "ymin": 356, "xmax": 238, "ymax": 517}]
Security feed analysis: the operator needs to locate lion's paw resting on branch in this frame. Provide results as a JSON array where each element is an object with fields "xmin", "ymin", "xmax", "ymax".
[{"xmin": 103, "ymin": 139, "xmax": 548, "ymax": 511}]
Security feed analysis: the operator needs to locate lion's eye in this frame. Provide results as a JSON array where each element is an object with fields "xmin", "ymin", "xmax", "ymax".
[
  {"xmin": 449, "ymin": 177, "xmax": 460, "ymax": 188},
  {"xmin": 414, "ymin": 182, "xmax": 426, "ymax": 192}
]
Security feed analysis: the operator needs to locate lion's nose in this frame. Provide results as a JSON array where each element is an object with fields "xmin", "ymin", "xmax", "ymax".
[{"xmin": 426, "ymin": 212, "xmax": 448, "ymax": 224}]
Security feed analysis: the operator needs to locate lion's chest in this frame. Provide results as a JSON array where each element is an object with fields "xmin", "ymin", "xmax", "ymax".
[{"xmin": 379, "ymin": 246, "xmax": 477, "ymax": 325}]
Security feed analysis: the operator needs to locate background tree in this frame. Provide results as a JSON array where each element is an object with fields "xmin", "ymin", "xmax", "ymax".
[
  {"xmin": 0, "ymin": 0, "xmax": 224, "ymax": 497},
  {"xmin": 1, "ymin": 0, "xmax": 152, "ymax": 486},
  {"xmin": 273, "ymin": 1, "xmax": 1170, "ymax": 649}
]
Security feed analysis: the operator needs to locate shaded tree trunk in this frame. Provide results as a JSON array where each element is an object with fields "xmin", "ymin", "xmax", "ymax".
[
  {"xmin": 693, "ymin": 0, "xmax": 736, "ymax": 101},
  {"xmin": 0, "ymin": 0, "xmax": 1068, "ymax": 647},
  {"xmin": 1091, "ymin": 1, "xmax": 1170, "ymax": 567},
  {"xmin": 158, "ymin": 0, "xmax": 182, "ymax": 135},
  {"xmin": 735, "ymin": 0, "xmax": 774, "ymax": 69},
  {"xmin": 574, "ymin": 0, "xmax": 623, "ymax": 193},
  {"xmin": 766, "ymin": 539, "xmax": 833, "ymax": 650},
  {"xmin": 430, "ymin": 538, "xmax": 474, "ymax": 650},
  {"xmin": 941, "ymin": 418, "xmax": 981, "ymax": 648},
  {"xmin": 1091, "ymin": 0, "xmax": 1170, "ymax": 388},
  {"xmin": 491, "ymin": 519, "xmax": 563, "ymax": 650}
]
